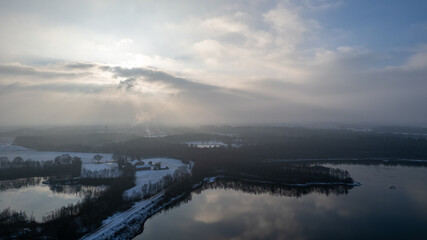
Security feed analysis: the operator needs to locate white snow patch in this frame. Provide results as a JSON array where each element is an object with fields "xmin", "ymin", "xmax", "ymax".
[
  {"xmin": 186, "ymin": 140, "xmax": 242, "ymax": 148},
  {"xmin": 82, "ymin": 163, "xmax": 117, "ymax": 172},
  {"xmin": 82, "ymin": 192, "xmax": 164, "ymax": 240},
  {"xmin": 186, "ymin": 140, "xmax": 227, "ymax": 148},
  {"xmin": 123, "ymin": 158, "xmax": 190, "ymax": 199}
]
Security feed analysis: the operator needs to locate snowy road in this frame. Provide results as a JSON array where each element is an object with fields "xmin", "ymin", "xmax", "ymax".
[
  {"xmin": 82, "ymin": 158, "xmax": 191, "ymax": 240},
  {"xmin": 82, "ymin": 192, "xmax": 164, "ymax": 240}
]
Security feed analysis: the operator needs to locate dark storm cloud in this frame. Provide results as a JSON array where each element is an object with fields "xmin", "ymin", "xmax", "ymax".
[
  {"xmin": 101, "ymin": 66, "xmax": 220, "ymax": 92},
  {"xmin": 101, "ymin": 65, "xmax": 270, "ymax": 103}
]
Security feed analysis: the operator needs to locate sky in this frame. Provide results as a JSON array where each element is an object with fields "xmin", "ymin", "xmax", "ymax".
[{"xmin": 0, "ymin": 0, "xmax": 426, "ymax": 127}]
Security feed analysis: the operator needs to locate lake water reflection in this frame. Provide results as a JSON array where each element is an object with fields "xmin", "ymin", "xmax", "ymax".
[
  {"xmin": 136, "ymin": 165, "xmax": 427, "ymax": 240},
  {"xmin": 0, "ymin": 178, "xmax": 104, "ymax": 222}
]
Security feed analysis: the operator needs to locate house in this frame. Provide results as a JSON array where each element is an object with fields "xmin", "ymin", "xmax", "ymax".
[{"xmin": 134, "ymin": 161, "xmax": 152, "ymax": 171}]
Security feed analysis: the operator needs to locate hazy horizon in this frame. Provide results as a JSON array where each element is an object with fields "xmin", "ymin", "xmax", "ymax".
[{"xmin": 1, "ymin": 0, "xmax": 427, "ymax": 126}]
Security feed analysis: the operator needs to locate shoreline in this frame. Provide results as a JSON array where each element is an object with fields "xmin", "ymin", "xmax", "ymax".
[
  {"xmin": 81, "ymin": 175, "xmax": 360, "ymax": 240},
  {"xmin": 266, "ymin": 158, "xmax": 427, "ymax": 163},
  {"xmin": 203, "ymin": 175, "xmax": 361, "ymax": 187}
]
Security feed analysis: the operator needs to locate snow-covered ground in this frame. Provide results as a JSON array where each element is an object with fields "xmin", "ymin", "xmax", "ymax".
[
  {"xmin": 186, "ymin": 140, "xmax": 241, "ymax": 148},
  {"xmin": 82, "ymin": 192, "xmax": 164, "ymax": 240},
  {"xmin": 82, "ymin": 163, "xmax": 117, "ymax": 171},
  {"xmin": 82, "ymin": 191, "xmax": 188, "ymax": 240},
  {"xmin": 0, "ymin": 137, "xmax": 114, "ymax": 164},
  {"xmin": 124, "ymin": 158, "xmax": 190, "ymax": 199},
  {"xmin": 83, "ymin": 158, "xmax": 191, "ymax": 240},
  {"xmin": 186, "ymin": 140, "xmax": 228, "ymax": 148},
  {"xmin": 0, "ymin": 137, "xmax": 118, "ymax": 177}
]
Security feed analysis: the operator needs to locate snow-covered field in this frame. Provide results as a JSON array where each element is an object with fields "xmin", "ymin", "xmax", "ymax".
[
  {"xmin": 124, "ymin": 158, "xmax": 190, "ymax": 199},
  {"xmin": 81, "ymin": 162, "xmax": 121, "ymax": 179},
  {"xmin": 0, "ymin": 137, "xmax": 113, "ymax": 164},
  {"xmin": 82, "ymin": 163, "xmax": 117, "ymax": 171},
  {"xmin": 0, "ymin": 137, "xmax": 117, "ymax": 177},
  {"xmin": 187, "ymin": 140, "xmax": 233, "ymax": 148},
  {"xmin": 186, "ymin": 140, "xmax": 242, "ymax": 148}
]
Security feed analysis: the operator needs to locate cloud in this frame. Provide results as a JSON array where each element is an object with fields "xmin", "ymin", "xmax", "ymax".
[
  {"xmin": 2, "ymin": 42, "xmax": 427, "ymax": 126},
  {"xmin": 118, "ymin": 78, "xmax": 136, "ymax": 90},
  {"xmin": 0, "ymin": 64, "xmax": 84, "ymax": 79},
  {"xmin": 302, "ymin": 0, "xmax": 343, "ymax": 11},
  {"xmin": 0, "ymin": 81, "xmax": 107, "ymax": 94},
  {"xmin": 116, "ymin": 38, "xmax": 134, "ymax": 46},
  {"xmin": 64, "ymin": 62, "xmax": 97, "ymax": 69},
  {"xmin": 102, "ymin": 66, "xmax": 221, "ymax": 92},
  {"xmin": 394, "ymin": 45, "xmax": 427, "ymax": 71},
  {"xmin": 0, "ymin": 1, "xmax": 426, "ymax": 126},
  {"xmin": 0, "ymin": 64, "xmax": 76, "ymax": 78},
  {"xmin": 0, "ymin": 63, "xmax": 110, "ymax": 95}
]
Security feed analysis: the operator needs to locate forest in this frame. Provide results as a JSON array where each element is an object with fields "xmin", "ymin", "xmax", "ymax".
[
  {"xmin": 14, "ymin": 126, "xmax": 427, "ymax": 185},
  {"xmin": 16, "ymin": 126, "xmax": 427, "ymax": 161}
]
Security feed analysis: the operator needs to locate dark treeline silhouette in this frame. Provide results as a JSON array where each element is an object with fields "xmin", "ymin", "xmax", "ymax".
[
  {"xmin": 15, "ymin": 127, "xmax": 427, "ymax": 161},
  {"xmin": 19, "ymin": 126, "xmax": 427, "ymax": 184},
  {"xmin": 0, "ymin": 154, "xmax": 82, "ymax": 180},
  {"xmin": 199, "ymin": 178, "xmax": 352, "ymax": 197},
  {"xmin": 14, "ymin": 133, "xmax": 132, "ymax": 152},
  {"xmin": 96, "ymin": 128, "xmax": 427, "ymax": 183},
  {"xmin": 277, "ymin": 159, "xmax": 427, "ymax": 167},
  {"xmin": 0, "ymin": 208, "xmax": 36, "ymax": 238},
  {"xmin": 98, "ymin": 139, "xmax": 356, "ymax": 184},
  {"xmin": 213, "ymin": 164, "xmax": 353, "ymax": 184}
]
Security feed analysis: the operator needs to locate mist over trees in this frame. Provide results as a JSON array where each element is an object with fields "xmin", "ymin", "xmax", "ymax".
[{"xmin": 13, "ymin": 126, "xmax": 427, "ymax": 184}]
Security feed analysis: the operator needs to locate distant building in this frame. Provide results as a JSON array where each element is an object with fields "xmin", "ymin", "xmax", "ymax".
[{"xmin": 134, "ymin": 162, "xmax": 152, "ymax": 171}]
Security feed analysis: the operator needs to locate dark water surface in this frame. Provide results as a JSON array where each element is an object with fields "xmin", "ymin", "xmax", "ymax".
[
  {"xmin": 0, "ymin": 177, "xmax": 105, "ymax": 222},
  {"xmin": 135, "ymin": 165, "xmax": 427, "ymax": 240}
]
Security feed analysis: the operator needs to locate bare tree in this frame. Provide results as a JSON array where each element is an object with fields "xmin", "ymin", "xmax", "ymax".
[{"xmin": 93, "ymin": 154, "xmax": 103, "ymax": 164}]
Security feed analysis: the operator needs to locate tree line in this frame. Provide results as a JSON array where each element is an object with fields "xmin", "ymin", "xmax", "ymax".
[{"xmin": 0, "ymin": 154, "xmax": 82, "ymax": 180}]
